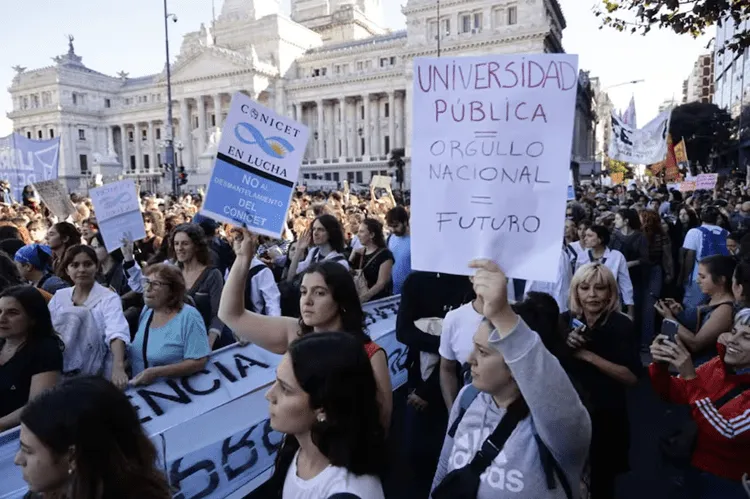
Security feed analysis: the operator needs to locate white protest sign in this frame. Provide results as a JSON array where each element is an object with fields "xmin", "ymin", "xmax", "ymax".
[
  {"xmin": 411, "ymin": 54, "xmax": 578, "ymax": 281},
  {"xmin": 305, "ymin": 179, "xmax": 338, "ymax": 191},
  {"xmin": 371, "ymin": 175, "xmax": 393, "ymax": 189},
  {"xmin": 32, "ymin": 179, "xmax": 75, "ymax": 220},
  {"xmin": 696, "ymin": 173, "xmax": 718, "ymax": 190},
  {"xmin": 201, "ymin": 93, "xmax": 309, "ymax": 238},
  {"xmin": 89, "ymin": 179, "xmax": 145, "ymax": 252}
]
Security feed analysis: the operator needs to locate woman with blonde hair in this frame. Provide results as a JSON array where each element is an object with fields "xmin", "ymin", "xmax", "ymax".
[{"xmin": 562, "ymin": 263, "xmax": 642, "ymax": 499}]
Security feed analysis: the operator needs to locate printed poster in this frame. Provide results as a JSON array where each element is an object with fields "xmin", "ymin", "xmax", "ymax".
[{"xmin": 201, "ymin": 93, "xmax": 310, "ymax": 237}]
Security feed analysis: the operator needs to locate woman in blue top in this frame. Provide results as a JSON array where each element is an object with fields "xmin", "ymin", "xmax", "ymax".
[{"xmin": 129, "ymin": 263, "xmax": 211, "ymax": 386}]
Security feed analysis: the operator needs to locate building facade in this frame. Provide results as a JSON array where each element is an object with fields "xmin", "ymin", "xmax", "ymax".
[
  {"xmin": 683, "ymin": 53, "xmax": 714, "ymax": 104},
  {"xmin": 714, "ymin": 17, "xmax": 750, "ymax": 117},
  {"xmin": 7, "ymin": 0, "xmax": 589, "ymax": 193},
  {"xmin": 590, "ymin": 76, "xmax": 612, "ymax": 162}
]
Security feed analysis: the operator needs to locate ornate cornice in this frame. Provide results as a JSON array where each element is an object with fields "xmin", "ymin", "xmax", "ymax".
[
  {"xmin": 286, "ymin": 68, "xmax": 404, "ymax": 91},
  {"xmin": 298, "ymin": 38, "xmax": 408, "ymax": 62},
  {"xmin": 403, "ymin": 0, "xmax": 516, "ymax": 15},
  {"xmin": 401, "ymin": 30, "xmax": 548, "ymax": 58}
]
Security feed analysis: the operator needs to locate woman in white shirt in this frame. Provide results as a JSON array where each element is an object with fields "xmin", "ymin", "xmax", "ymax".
[
  {"xmin": 265, "ymin": 332, "xmax": 386, "ymax": 499},
  {"xmin": 48, "ymin": 245, "xmax": 131, "ymax": 388},
  {"xmin": 576, "ymin": 225, "xmax": 635, "ymax": 319},
  {"xmin": 287, "ymin": 214, "xmax": 350, "ymax": 281}
]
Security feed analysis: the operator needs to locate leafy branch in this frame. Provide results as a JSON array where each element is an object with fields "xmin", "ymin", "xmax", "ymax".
[{"xmin": 594, "ymin": 1, "xmax": 750, "ymax": 54}]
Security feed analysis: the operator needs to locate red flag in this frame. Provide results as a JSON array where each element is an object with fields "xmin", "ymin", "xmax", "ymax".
[{"xmin": 664, "ymin": 134, "xmax": 681, "ymax": 181}]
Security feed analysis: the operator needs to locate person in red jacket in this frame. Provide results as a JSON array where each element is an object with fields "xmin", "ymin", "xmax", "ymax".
[{"xmin": 650, "ymin": 308, "xmax": 750, "ymax": 499}]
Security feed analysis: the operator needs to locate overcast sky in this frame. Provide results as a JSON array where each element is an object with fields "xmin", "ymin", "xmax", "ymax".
[{"xmin": 0, "ymin": 0, "xmax": 712, "ymax": 136}]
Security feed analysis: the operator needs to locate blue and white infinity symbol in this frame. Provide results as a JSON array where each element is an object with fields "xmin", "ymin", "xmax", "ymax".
[
  {"xmin": 234, "ymin": 122, "xmax": 295, "ymax": 159},
  {"xmin": 100, "ymin": 192, "xmax": 131, "ymax": 205}
]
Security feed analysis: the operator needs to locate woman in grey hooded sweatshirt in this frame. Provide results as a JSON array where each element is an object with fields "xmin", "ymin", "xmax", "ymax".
[{"xmin": 431, "ymin": 259, "xmax": 591, "ymax": 498}]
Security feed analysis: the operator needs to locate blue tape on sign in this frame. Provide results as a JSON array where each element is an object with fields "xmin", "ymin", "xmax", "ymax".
[{"xmin": 0, "ymin": 296, "xmax": 405, "ymax": 499}]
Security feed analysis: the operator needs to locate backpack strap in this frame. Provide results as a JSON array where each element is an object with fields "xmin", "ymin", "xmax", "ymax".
[
  {"xmin": 532, "ymin": 427, "xmax": 573, "ymax": 499},
  {"xmin": 565, "ymin": 244, "xmax": 577, "ymax": 275},
  {"xmin": 714, "ymin": 384, "xmax": 750, "ymax": 409},
  {"xmin": 468, "ymin": 397, "xmax": 529, "ymax": 474},
  {"xmin": 447, "ymin": 384, "xmax": 481, "ymax": 438}
]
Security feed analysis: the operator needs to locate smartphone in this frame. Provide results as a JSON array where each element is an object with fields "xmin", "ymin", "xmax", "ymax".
[
  {"xmin": 570, "ymin": 318, "xmax": 588, "ymax": 336},
  {"xmin": 660, "ymin": 319, "xmax": 679, "ymax": 344},
  {"xmin": 571, "ymin": 318, "xmax": 585, "ymax": 330}
]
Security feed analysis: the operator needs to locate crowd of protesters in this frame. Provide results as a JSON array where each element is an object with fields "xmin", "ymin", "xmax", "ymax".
[{"xmin": 0, "ymin": 177, "xmax": 748, "ymax": 499}]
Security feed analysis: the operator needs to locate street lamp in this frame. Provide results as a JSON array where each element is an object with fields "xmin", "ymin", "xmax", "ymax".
[{"xmin": 163, "ymin": 0, "xmax": 179, "ymax": 196}]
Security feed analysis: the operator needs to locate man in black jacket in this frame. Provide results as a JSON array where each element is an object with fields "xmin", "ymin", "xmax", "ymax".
[{"xmin": 396, "ymin": 271, "xmax": 474, "ymax": 498}]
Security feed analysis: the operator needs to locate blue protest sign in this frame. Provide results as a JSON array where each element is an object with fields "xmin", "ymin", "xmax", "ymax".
[
  {"xmin": 0, "ymin": 133, "xmax": 60, "ymax": 202},
  {"xmin": 201, "ymin": 94, "xmax": 309, "ymax": 237}
]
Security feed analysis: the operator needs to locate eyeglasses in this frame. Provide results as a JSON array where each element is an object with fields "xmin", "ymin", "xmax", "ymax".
[{"xmin": 140, "ymin": 278, "xmax": 169, "ymax": 290}]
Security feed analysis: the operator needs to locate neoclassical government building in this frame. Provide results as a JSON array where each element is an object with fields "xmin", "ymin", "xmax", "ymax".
[{"xmin": 6, "ymin": 0, "xmax": 594, "ymax": 193}]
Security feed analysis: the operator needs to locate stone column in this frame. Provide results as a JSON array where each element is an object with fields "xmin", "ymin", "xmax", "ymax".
[
  {"xmin": 148, "ymin": 122, "xmax": 157, "ymax": 170},
  {"xmin": 120, "ymin": 124, "xmax": 129, "ymax": 170},
  {"xmin": 316, "ymin": 100, "xmax": 325, "ymax": 160},
  {"xmin": 326, "ymin": 102, "xmax": 335, "ymax": 159},
  {"xmin": 348, "ymin": 99, "xmax": 357, "ymax": 158},
  {"xmin": 395, "ymin": 92, "xmax": 404, "ymax": 149},
  {"xmin": 339, "ymin": 97, "xmax": 347, "ymax": 159},
  {"xmin": 387, "ymin": 91, "xmax": 395, "ymax": 155},
  {"xmin": 197, "ymin": 96, "xmax": 206, "ymax": 157},
  {"xmin": 180, "ymin": 99, "xmax": 193, "ymax": 168},
  {"xmin": 372, "ymin": 95, "xmax": 381, "ymax": 157},
  {"xmin": 405, "ymin": 87, "xmax": 412, "ymax": 156},
  {"xmin": 213, "ymin": 94, "xmax": 222, "ymax": 128},
  {"xmin": 133, "ymin": 123, "xmax": 142, "ymax": 173},
  {"xmin": 362, "ymin": 94, "xmax": 370, "ymax": 158},
  {"xmin": 107, "ymin": 126, "xmax": 115, "ymax": 158}
]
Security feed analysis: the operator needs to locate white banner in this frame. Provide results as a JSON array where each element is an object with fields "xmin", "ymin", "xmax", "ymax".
[
  {"xmin": 608, "ymin": 110, "xmax": 670, "ymax": 165},
  {"xmin": 304, "ymin": 179, "xmax": 338, "ymax": 191},
  {"xmin": 411, "ymin": 54, "xmax": 579, "ymax": 282},
  {"xmin": 0, "ymin": 296, "xmax": 404, "ymax": 499}
]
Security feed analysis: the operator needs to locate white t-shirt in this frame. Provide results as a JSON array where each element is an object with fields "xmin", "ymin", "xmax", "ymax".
[
  {"xmin": 283, "ymin": 451, "xmax": 385, "ymax": 499},
  {"xmin": 439, "ymin": 302, "xmax": 484, "ymax": 366}
]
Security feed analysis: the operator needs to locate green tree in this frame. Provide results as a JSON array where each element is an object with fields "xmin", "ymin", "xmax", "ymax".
[
  {"xmin": 605, "ymin": 158, "xmax": 632, "ymax": 178},
  {"xmin": 595, "ymin": 1, "xmax": 750, "ymax": 54},
  {"xmin": 669, "ymin": 102, "xmax": 734, "ymax": 171}
]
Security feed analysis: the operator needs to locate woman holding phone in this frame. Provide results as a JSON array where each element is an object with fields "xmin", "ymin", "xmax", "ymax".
[
  {"xmin": 562, "ymin": 263, "xmax": 641, "ymax": 499},
  {"xmin": 649, "ymin": 308, "xmax": 750, "ymax": 499},
  {"xmin": 655, "ymin": 255, "xmax": 735, "ymax": 366}
]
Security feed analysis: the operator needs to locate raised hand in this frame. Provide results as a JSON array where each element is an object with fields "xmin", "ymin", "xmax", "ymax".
[{"xmin": 468, "ymin": 259, "xmax": 509, "ymax": 320}]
